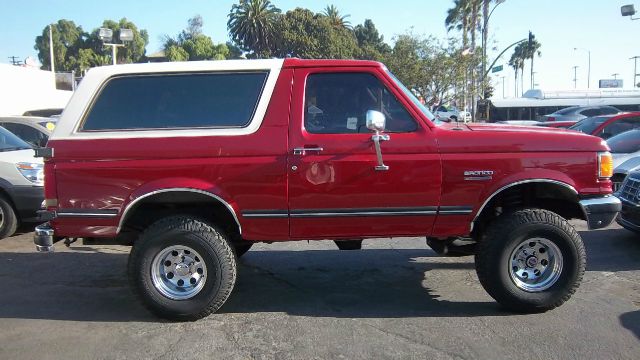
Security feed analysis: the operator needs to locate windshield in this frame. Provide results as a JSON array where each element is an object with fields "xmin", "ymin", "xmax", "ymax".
[
  {"xmin": 0, "ymin": 126, "xmax": 33, "ymax": 152},
  {"xmin": 569, "ymin": 116, "xmax": 610, "ymax": 133},
  {"xmin": 386, "ymin": 70, "xmax": 436, "ymax": 122},
  {"xmin": 606, "ymin": 129, "xmax": 640, "ymax": 154}
]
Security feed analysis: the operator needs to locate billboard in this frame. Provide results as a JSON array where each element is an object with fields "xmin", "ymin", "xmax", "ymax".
[{"xmin": 599, "ymin": 79, "xmax": 623, "ymax": 88}]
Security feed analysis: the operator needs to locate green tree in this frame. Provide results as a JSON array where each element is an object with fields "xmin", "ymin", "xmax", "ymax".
[
  {"xmin": 165, "ymin": 46, "xmax": 189, "ymax": 61},
  {"xmin": 273, "ymin": 8, "xmax": 358, "ymax": 59},
  {"xmin": 322, "ymin": 5, "xmax": 351, "ymax": 29},
  {"xmin": 354, "ymin": 19, "xmax": 391, "ymax": 60},
  {"xmin": 227, "ymin": 0, "xmax": 281, "ymax": 58},
  {"xmin": 163, "ymin": 16, "xmax": 229, "ymax": 62},
  {"xmin": 34, "ymin": 19, "xmax": 85, "ymax": 71},
  {"xmin": 384, "ymin": 33, "xmax": 467, "ymax": 106}
]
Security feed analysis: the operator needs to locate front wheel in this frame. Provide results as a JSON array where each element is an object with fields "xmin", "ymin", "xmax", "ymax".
[
  {"xmin": 475, "ymin": 209, "xmax": 586, "ymax": 313},
  {"xmin": 128, "ymin": 216, "xmax": 237, "ymax": 321}
]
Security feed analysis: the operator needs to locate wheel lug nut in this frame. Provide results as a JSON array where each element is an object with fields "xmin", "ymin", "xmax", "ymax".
[
  {"xmin": 167, "ymin": 272, "xmax": 174, "ymax": 279},
  {"xmin": 190, "ymin": 278, "xmax": 197, "ymax": 285}
]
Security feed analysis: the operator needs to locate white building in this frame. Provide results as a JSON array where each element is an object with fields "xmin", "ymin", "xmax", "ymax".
[{"xmin": 0, "ymin": 64, "xmax": 72, "ymax": 116}]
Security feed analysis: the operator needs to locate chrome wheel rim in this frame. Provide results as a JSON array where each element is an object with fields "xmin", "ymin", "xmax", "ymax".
[
  {"xmin": 508, "ymin": 237, "xmax": 563, "ymax": 292},
  {"xmin": 151, "ymin": 245, "xmax": 207, "ymax": 300}
]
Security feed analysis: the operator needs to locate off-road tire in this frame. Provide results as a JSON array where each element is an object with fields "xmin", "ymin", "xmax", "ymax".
[
  {"xmin": 128, "ymin": 216, "xmax": 237, "ymax": 321},
  {"xmin": 475, "ymin": 209, "xmax": 586, "ymax": 313},
  {"xmin": 0, "ymin": 195, "xmax": 18, "ymax": 239}
]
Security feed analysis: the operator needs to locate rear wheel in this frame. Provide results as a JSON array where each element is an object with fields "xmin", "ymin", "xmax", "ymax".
[
  {"xmin": 128, "ymin": 216, "xmax": 237, "ymax": 321},
  {"xmin": 475, "ymin": 209, "xmax": 586, "ymax": 312},
  {"xmin": 0, "ymin": 196, "xmax": 18, "ymax": 239}
]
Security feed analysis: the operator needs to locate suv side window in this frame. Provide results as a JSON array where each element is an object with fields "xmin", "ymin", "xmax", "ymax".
[
  {"xmin": 304, "ymin": 73, "xmax": 417, "ymax": 134},
  {"xmin": 81, "ymin": 72, "xmax": 268, "ymax": 131}
]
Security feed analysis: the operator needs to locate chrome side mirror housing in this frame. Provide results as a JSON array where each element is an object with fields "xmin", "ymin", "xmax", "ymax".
[{"xmin": 366, "ymin": 110, "xmax": 386, "ymax": 133}]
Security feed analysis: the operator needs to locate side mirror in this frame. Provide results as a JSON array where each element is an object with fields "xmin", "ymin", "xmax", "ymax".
[{"xmin": 366, "ymin": 110, "xmax": 386, "ymax": 133}]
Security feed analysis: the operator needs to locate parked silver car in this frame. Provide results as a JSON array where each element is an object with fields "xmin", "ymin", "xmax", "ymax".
[{"xmin": 540, "ymin": 105, "xmax": 621, "ymax": 123}]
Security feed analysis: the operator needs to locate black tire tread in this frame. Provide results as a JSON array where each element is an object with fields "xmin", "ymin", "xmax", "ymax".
[
  {"xmin": 128, "ymin": 216, "xmax": 237, "ymax": 321},
  {"xmin": 0, "ymin": 195, "xmax": 18, "ymax": 239},
  {"xmin": 475, "ymin": 208, "xmax": 586, "ymax": 312}
]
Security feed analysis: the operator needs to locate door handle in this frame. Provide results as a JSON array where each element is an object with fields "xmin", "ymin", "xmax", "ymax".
[{"xmin": 293, "ymin": 147, "xmax": 324, "ymax": 155}]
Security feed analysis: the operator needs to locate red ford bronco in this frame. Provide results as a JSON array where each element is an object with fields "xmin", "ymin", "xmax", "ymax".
[{"xmin": 34, "ymin": 59, "xmax": 620, "ymax": 320}]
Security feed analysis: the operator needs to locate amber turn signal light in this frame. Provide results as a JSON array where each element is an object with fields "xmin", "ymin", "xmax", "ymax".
[{"xmin": 598, "ymin": 152, "xmax": 613, "ymax": 179}]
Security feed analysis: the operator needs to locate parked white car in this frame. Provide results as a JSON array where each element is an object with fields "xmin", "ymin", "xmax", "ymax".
[
  {"xmin": 0, "ymin": 126, "xmax": 44, "ymax": 238},
  {"xmin": 433, "ymin": 105, "xmax": 460, "ymax": 122}
]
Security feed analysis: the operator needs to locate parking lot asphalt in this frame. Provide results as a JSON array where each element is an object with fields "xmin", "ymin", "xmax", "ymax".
[{"xmin": 0, "ymin": 221, "xmax": 638, "ymax": 360}]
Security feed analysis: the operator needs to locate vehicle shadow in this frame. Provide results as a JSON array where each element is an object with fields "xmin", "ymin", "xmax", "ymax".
[
  {"xmin": 580, "ymin": 228, "xmax": 640, "ymax": 272},
  {"xmin": 619, "ymin": 310, "xmax": 640, "ymax": 340},
  {"xmin": 222, "ymin": 249, "xmax": 507, "ymax": 318},
  {"xmin": 0, "ymin": 247, "xmax": 513, "ymax": 322}
]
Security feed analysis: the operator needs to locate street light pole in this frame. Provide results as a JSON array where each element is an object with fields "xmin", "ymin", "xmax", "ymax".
[
  {"xmin": 481, "ymin": 0, "xmax": 505, "ymax": 99},
  {"xmin": 49, "ymin": 24, "xmax": 55, "ymax": 74},
  {"xmin": 572, "ymin": 66, "xmax": 579, "ymax": 88},
  {"xmin": 574, "ymin": 48, "xmax": 591, "ymax": 88},
  {"xmin": 501, "ymin": 76, "xmax": 506, "ymax": 98},
  {"xmin": 631, "ymin": 56, "xmax": 640, "ymax": 87}
]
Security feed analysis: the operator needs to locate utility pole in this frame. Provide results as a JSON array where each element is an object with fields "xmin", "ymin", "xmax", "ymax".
[
  {"xmin": 49, "ymin": 24, "xmax": 55, "ymax": 74},
  {"xmin": 572, "ymin": 66, "xmax": 579, "ymax": 89},
  {"xmin": 631, "ymin": 56, "xmax": 640, "ymax": 88},
  {"xmin": 8, "ymin": 56, "xmax": 21, "ymax": 65}
]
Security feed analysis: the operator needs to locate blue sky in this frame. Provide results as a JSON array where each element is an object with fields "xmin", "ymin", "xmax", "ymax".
[{"xmin": 1, "ymin": 0, "xmax": 638, "ymax": 96}]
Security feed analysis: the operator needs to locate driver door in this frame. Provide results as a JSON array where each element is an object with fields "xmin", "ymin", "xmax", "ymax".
[{"xmin": 287, "ymin": 67, "xmax": 442, "ymax": 239}]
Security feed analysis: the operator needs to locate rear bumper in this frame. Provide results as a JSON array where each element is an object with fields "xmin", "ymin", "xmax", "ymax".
[
  {"xmin": 34, "ymin": 223, "xmax": 55, "ymax": 252},
  {"xmin": 579, "ymin": 196, "xmax": 621, "ymax": 230}
]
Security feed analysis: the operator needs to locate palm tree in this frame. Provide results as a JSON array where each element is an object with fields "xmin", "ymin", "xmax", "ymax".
[
  {"xmin": 509, "ymin": 43, "xmax": 525, "ymax": 96},
  {"xmin": 445, "ymin": 0, "xmax": 471, "ymax": 49},
  {"xmin": 322, "ymin": 5, "xmax": 351, "ymax": 29},
  {"xmin": 523, "ymin": 33, "xmax": 542, "ymax": 89},
  {"xmin": 227, "ymin": 0, "xmax": 281, "ymax": 57}
]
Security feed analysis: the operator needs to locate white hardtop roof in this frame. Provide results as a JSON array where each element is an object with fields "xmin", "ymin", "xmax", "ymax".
[{"xmin": 84, "ymin": 59, "xmax": 285, "ymax": 77}]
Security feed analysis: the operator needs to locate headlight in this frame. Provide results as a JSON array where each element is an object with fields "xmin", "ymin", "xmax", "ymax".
[
  {"xmin": 16, "ymin": 162, "xmax": 44, "ymax": 185},
  {"xmin": 598, "ymin": 152, "xmax": 613, "ymax": 179}
]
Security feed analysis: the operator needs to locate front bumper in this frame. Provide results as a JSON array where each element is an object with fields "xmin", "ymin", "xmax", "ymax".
[
  {"xmin": 579, "ymin": 196, "xmax": 621, "ymax": 230},
  {"xmin": 34, "ymin": 223, "xmax": 55, "ymax": 252}
]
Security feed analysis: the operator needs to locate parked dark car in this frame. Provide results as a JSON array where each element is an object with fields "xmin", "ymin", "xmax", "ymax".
[
  {"xmin": 569, "ymin": 112, "xmax": 640, "ymax": 139},
  {"xmin": 615, "ymin": 169, "xmax": 640, "ymax": 233}
]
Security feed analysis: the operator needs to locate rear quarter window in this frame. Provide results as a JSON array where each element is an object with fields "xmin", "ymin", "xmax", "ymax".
[{"xmin": 81, "ymin": 72, "xmax": 268, "ymax": 131}]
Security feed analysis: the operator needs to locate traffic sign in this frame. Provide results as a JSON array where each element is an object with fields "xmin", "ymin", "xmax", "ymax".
[{"xmin": 491, "ymin": 65, "xmax": 503, "ymax": 73}]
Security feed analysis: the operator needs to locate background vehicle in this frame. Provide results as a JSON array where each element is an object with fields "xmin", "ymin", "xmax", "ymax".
[
  {"xmin": 433, "ymin": 105, "xmax": 460, "ymax": 121},
  {"xmin": 615, "ymin": 168, "xmax": 640, "ymax": 233},
  {"xmin": 0, "ymin": 126, "xmax": 44, "ymax": 238},
  {"xmin": 569, "ymin": 112, "xmax": 640, "ymax": 139},
  {"xmin": 0, "ymin": 116, "xmax": 57, "ymax": 147},
  {"xmin": 606, "ymin": 129, "xmax": 640, "ymax": 190},
  {"xmin": 540, "ymin": 105, "xmax": 621, "ymax": 123},
  {"xmin": 480, "ymin": 88, "xmax": 639, "ymax": 122},
  {"xmin": 35, "ymin": 59, "xmax": 618, "ymax": 321}
]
